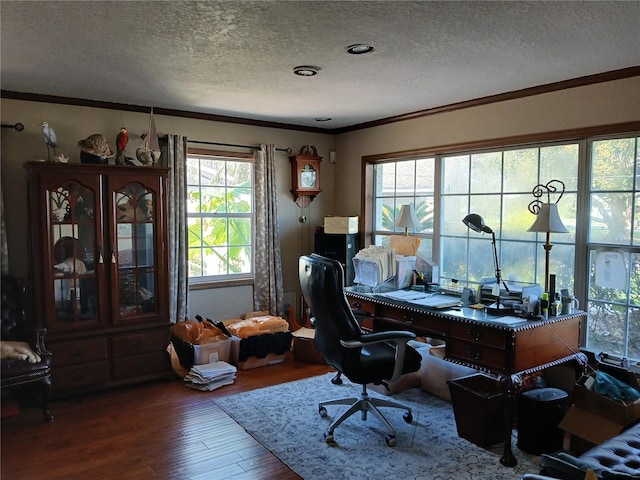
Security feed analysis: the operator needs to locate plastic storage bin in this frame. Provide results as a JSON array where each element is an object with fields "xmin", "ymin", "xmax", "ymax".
[{"xmin": 448, "ymin": 373, "xmax": 505, "ymax": 448}]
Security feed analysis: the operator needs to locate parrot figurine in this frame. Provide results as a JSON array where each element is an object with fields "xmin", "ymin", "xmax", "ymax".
[
  {"xmin": 41, "ymin": 121, "xmax": 57, "ymax": 161},
  {"xmin": 115, "ymin": 127, "xmax": 129, "ymax": 165}
]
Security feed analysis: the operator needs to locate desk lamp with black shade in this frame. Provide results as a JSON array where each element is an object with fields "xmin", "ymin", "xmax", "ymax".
[{"xmin": 462, "ymin": 213, "xmax": 510, "ymax": 312}]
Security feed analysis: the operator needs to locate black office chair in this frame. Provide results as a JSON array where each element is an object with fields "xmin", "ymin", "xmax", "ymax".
[{"xmin": 299, "ymin": 254, "xmax": 421, "ymax": 446}]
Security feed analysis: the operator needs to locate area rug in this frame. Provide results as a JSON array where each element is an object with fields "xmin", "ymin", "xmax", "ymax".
[{"xmin": 215, "ymin": 373, "xmax": 540, "ymax": 480}]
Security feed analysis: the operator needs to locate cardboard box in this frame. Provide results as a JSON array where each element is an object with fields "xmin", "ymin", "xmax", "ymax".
[
  {"xmin": 559, "ymin": 405, "xmax": 629, "ymax": 454},
  {"xmin": 291, "ymin": 328, "xmax": 326, "ymax": 364},
  {"xmin": 194, "ymin": 340, "xmax": 231, "ymax": 365},
  {"xmin": 229, "ymin": 331, "xmax": 292, "ymax": 370},
  {"xmin": 324, "ymin": 216, "xmax": 358, "ymax": 234},
  {"xmin": 237, "ymin": 352, "xmax": 286, "ymax": 370},
  {"xmin": 171, "ymin": 335, "xmax": 232, "ymax": 367},
  {"xmin": 573, "ymin": 374, "xmax": 640, "ymax": 425},
  {"xmin": 559, "ymin": 373, "xmax": 640, "ymax": 455}
]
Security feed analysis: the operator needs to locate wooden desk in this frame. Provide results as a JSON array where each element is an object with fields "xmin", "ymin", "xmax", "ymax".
[{"xmin": 345, "ymin": 287, "xmax": 586, "ymax": 467}]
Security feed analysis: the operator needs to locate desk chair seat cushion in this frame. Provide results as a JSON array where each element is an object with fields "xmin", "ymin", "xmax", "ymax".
[{"xmin": 341, "ymin": 340, "xmax": 422, "ymax": 385}]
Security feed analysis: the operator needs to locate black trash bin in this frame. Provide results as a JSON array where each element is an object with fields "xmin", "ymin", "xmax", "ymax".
[
  {"xmin": 517, "ymin": 387, "xmax": 569, "ymax": 455},
  {"xmin": 448, "ymin": 373, "xmax": 505, "ymax": 448}
]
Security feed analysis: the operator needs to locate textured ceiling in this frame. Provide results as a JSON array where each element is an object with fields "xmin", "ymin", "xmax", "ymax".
[{"xmin": 1, "ymin": 1, "xmax": 639, "ymax": 130}]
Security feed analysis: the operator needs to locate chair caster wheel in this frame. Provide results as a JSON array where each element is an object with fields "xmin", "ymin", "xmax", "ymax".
[
  {"xmin": 319, "ymin": 406, "xmax": 327, "ymax": 418},
  {"xmin": 324, "ymin": 431, "xmax": 334, "ymax": 443},
  {"xmin": 403, "ymin": 411, "xmax": 413, "ymax": 423},
  {"xmin": 385, "ymin": 434, "xmax": 397, "ymax": 447}
]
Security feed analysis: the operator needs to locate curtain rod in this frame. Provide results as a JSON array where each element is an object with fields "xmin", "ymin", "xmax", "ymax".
[{"xmin": 188, "ymin": 139, "xmax": 292, "ymax": 154}]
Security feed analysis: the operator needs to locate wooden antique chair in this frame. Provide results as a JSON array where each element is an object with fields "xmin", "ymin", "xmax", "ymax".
[{"xmin": 1, "ymin": 275, "xmax": 53, "ymax": 422}]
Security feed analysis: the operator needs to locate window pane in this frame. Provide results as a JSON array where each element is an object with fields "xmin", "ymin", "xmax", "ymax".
[
  {"xmin": 415, "ymin": 197, "xmax": 434, "ymax": 234},
  {"xmin": 470, "ymin": 152, "xmax": 501, "ymax": 194},
  {"xmin": 503, "ymin": 148, "xmax": 538, "ymax": 193},
  {"xmin": 441, "ymin": 195, "xmax": 469, "ymax": 236},
  {"xmin": 502, "ymin": 194, "xmax": 534, "ymax": 241},
  {"xmin": 416, "ymin": 158, "xmax": 435, "ymax": 194},
  {"xmin": 375, "ymin": 198, "xmax": 395, "ymax": 231},
  {"xmin": 589, "ymin": 192, "xmax": 633, "ymax": 244},
  {"xmin": 396, "ymin": 160, "xmax": 416, "ymax": 193},
  {"xmin": 375, "ymin": 163, "xmax": 396, "ymax": 197},
  {"xmin": 540, "ymin": 144, "xmax": 579, "ymax": 191},
  {"xmin": 442, "ymin": 155, "xmax": 469, "ymax": 194},
  {"xmin": 592, "ymin": 138, "xmax": 635, "ymax": 191}
]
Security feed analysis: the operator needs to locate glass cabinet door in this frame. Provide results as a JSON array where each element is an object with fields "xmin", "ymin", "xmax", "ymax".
[
  {"xmin": 48, "ymin": 179, "xmax": 101, "ymax": 328},
  {"xmin": 112, "ymin": 181, "xmax": 158, "ymax": 321}
]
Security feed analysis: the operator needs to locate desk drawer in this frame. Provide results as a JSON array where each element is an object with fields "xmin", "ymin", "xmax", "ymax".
[
  {"xmin": 347, "ymin": 297, "xmax": 376, "ymax": 316},
  {"xmin": 449, "ymin": 323, "xmax": 506, "ymax": 349},
  {"xmin": 447, "ymin": 340, "xmax": 506, "ymax": 371}
]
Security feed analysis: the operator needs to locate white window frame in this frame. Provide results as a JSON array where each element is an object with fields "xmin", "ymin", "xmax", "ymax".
[{"xmin": 186, "ymin": 148, "xmax": 254, "ymax": 285}]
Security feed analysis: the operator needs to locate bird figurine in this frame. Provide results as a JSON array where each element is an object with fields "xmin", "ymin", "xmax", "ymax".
[
  {"xmin": 41, "ymin": 121, "xmax": 57, "ymax": 161},
  {"xmin": 115, "ymin": 127, "xmax": 128, "ymax": 165}
]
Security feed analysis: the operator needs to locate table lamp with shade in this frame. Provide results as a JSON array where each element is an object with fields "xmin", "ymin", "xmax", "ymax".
[
  {"xmin": 395, "ymin": 204, "xmax": 420, "ymax": 236},
  {"xmin": 391, "ymin": 204, "xmax": 421, "ymax": 255},
  {"xmin": 527, "ymin": 180, "xmax": 569, "ymax": 293},
  {"xmin": 462, "ymin": 213, "xmax": 510, "ymax": 311}
]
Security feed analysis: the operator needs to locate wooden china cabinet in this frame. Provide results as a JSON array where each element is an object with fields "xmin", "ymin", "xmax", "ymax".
[{"xmin": 26, "ymin": 162, "xmax": 171, "ymax": 396}]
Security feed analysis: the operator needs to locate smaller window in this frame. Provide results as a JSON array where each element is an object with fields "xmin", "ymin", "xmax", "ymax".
[{"xmin": 186, "ymin": 150, "xmax": 254, "ymax": 283}]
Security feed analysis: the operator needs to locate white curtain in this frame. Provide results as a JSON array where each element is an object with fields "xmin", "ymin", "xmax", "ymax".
[
  {"xmin": 166, "ymin": 135, "xmax": 188, "ymax": 323},
  {"xmin": 253, "ymin": 144, "xmax": 284, "ymax": 315}
]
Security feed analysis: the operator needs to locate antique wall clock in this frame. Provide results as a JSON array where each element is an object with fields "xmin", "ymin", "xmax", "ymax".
[{"xmin": 289, "ymin": 145, "xmax": 322, "ymax": 207}]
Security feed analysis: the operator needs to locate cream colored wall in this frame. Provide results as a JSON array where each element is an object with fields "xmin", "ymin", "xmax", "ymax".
[
  {"xmin": 0, "ymin": 99, "xmax": 334, "ymax": 320},
  {"xmin": 332, "ymin": 76, "xmax": 640, "ymax": 218},
  {"xmin": 2, "ymin": 77, "xmax": 638, "ymax": 319}
]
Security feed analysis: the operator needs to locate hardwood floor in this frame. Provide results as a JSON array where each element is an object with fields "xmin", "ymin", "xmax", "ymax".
[{"xmin": 1, "ymin": 353, "xmax": 334, "ymax": 480}]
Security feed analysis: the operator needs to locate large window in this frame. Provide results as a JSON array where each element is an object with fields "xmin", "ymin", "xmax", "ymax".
[
  {"xmin": 587, "ymin": 136, "xmax": 640, "ymax": 360},
  {"xmin": 441, "ymin": 143, "xmax": 578, "ymax": 293},
  {"xmin": 367, "ymin": 130, "xmax": 640, "ymax": 362},
  {"xmin": 186, "ymin": 151, "xmax": 253, "ymax": 283}
]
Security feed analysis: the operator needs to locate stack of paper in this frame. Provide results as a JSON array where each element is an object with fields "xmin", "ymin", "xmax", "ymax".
[
  {"xmin": 352, "ymin": 246, "xmax": 396, "ymax": 287},
  {"xmin": 184, "ymin": 361, "xmax": 237, "ymax": 391}
]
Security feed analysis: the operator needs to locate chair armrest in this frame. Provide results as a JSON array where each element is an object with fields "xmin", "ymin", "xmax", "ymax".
[
  {"xmin": 341, "ymin": 330, "xmax": 417, "ymax": 382},
  {"xmin": 35, "ymin": 327, "xmax": 51, "ymax": 356}
]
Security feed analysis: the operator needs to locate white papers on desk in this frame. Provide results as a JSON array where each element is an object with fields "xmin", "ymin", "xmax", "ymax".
[
  {"xmin": 411, "ymin": 296, "xmax": 461, "ymax": 309},
  {"xmin": 379, "ymin": 290, "xmax": 461, "ymax": 309},
  {"xmin": 380, "ymin": 290, "xmax": 429, "ymax": 302},
  {"xmin": 489, "ymin": 316, "xmax": 525, "ymax": 326}
]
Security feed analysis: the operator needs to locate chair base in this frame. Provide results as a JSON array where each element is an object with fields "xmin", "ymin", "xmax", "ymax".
[{"xmin": 318, "ymin": 383, "xmax": 413, "ymax": 447}]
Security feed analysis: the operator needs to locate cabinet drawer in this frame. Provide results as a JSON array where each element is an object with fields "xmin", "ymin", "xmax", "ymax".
[
  {"xmin": 111, "ymin": 329, "xmax": 169, "ymax": 358},
  {"xmin": 447, "ymin": 340, "xmax": 506, "ymax": 371},
  {"xmin": 347, "ymin": 297, "xmax": 375, "ymax": 316},
  {"xmin": 111, "ymin": 351, "xmax": 168, "ymax": 380},
  {"xmin": 448, "ymin": 323, "xmax": 506, "ymax": 349},
  {"xmin": 52, "ymin": 360, "xmax": 109, "ymax": 391},
  {"xmin": 50, "ymin": 338, "xmax": 108, "ymax": 366}
]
